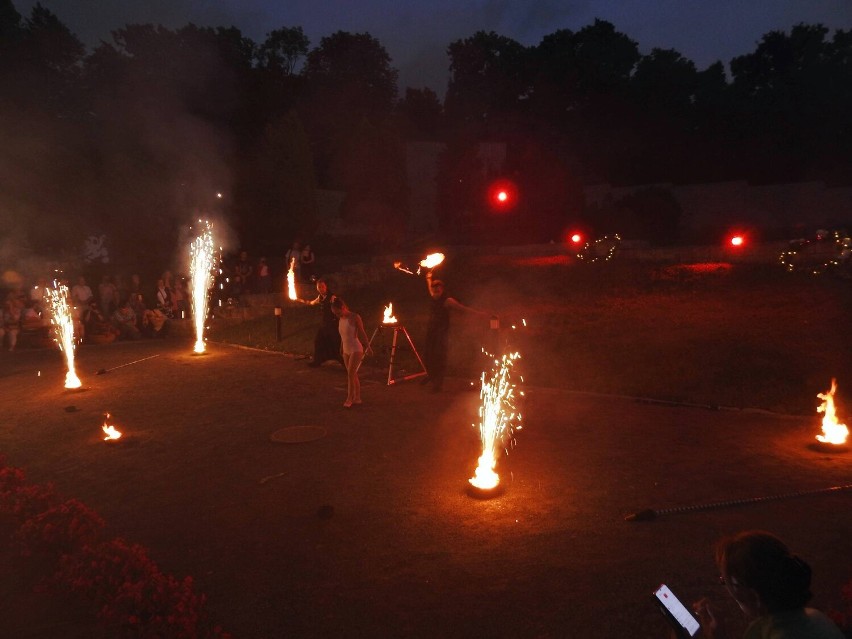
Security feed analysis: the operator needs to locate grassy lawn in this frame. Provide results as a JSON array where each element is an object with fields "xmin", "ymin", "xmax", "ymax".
[{"xmin": 209, "ymin": 254, "xmax": 852, "ymax": 415}]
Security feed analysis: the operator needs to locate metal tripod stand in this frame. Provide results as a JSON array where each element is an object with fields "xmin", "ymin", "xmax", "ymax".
[{"xmin": 368, "ymin": 324, "xmax": 427, "ymax": 386}]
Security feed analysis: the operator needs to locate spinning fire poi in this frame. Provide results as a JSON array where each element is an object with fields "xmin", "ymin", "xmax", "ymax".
[
  {"xmin": 469, "ymin": 351, "xmax": 523, "ymax": 495},
  {"xmin": 44, "ymin": 279, "xmax": 81, "ymax": 389},
  {"xmin": 816, "ymin": 378, "xmax": 849, "ymax": 445},
  {"xmin": 394, "ymin": 252, "xmax": 445, "ymax": 276},
  {"xmin": 189, "ymin": 220, "xmax": 218, "ymax": 353}
]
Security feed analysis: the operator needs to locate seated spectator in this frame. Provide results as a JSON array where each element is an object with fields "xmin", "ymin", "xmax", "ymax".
[
  {"xmin": 1, "ymin": 295, "xmax": 23, "ymax": 352},
  {"xmin": 692, "ymin": 530, "xmax": 845, "ymax": 639},
  {"xmin": 155, "ymin": 278, "xmax": 174, "ymax": 318},
  {"xmin": 142, "ymin": 307, "xmax": 170, "ymax": 338},
  {"xmin": 229, "ymin": 274, "xmax": 246, "ymax": 306},
  {"xmin": 71, "ymin": 275, "xmax": 95, "ymax": 312},
  {"xmin": 300, "ymin": 243, "xmax": 316, "ymax": 282},
  {"xmin": 172, "ymin": 278, "xmax": 189, "ymax": 319},
  {"xmin": 129, "ymin": 293, "xmax": 147, "ymax": 329},
  {"xmin": 30, "ymin": 278, "xmax": 49, "ymax": 306},
  {"xmin": 82, "ymin": 301, "xmax": 117, "ymax": 344},
  {"xmin": 236, "ymin": 251, "xmax": 254, "ymax": 293},
  {"xmin": 256, "ymin": 257, "xmax": 271, "ymax": 293},
  {"xmin": 20, "ymin": 300, "xmax": 45, "ymax": 331},
  {"xmin": 112, "ymin": 298, "xmax": 141, "ymax": 340},
  {"xmin": 128, "ymin": 273, "xmax": 143, "ymax": 298},
  {"xmin": 98, "ymin": 274, "xmax": 118, "ymax": 317}
]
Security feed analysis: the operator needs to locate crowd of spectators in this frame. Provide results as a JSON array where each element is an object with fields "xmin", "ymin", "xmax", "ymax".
[
  {"xmin": 1, "ymin": 242, "xmax": 318, "ymax": 351},
  {"xmin": 1, "ymin": 269, "xmax": 178, "ymax": 351},
  {"xmin": 215, "ymin": 244, "xmax": 318, "ymax": 307}
]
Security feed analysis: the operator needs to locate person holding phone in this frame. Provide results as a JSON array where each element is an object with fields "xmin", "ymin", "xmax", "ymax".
[{"xmin": 691, "ymin": 530, "xmax": 844, "ymax": 639}]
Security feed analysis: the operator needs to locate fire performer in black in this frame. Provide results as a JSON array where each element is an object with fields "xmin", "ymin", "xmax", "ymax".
[
  {"xmin": 422, "ymin": 270, "xmax": 491, "ymax": 392},
  {"xmin": 296, "ymin": 277, "xmax": 343, "ymax": 367}
]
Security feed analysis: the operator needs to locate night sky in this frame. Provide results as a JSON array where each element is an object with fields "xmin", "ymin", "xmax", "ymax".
[{"xmin": 12, "ymin": 0, "xmax": 852, "ymax": 91}]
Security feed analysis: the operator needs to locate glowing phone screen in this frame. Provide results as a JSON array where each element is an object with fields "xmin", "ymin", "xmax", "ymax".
[{"xmin": 655, "ymin": 584, "xmax": 700, "ymax": 637}]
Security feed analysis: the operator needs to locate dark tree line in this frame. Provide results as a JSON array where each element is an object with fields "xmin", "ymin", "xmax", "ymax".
[{"xmin": 2, "ymin": 1, "xmax": 851, "ymax": 265}]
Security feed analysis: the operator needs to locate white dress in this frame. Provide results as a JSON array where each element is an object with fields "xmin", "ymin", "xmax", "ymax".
[{"xmin": 338, "ymin": 315, "xmax": 363, "ymax": 355}]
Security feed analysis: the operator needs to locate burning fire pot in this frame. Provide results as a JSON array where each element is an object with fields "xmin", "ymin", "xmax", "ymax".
[
  {"xmin": 810, "ymin": 378, "xmax": 849, "ymax": 453},
  {"xmin": 466, "ymin": 477, "xmax": 506, "ymax": 500}
]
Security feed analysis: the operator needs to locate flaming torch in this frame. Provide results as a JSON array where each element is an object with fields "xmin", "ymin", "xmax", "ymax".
[
  {"xmin": 382, "ymin": 302, "xmax": 398, "ymax": 325},
  {"xmin": 44, "ymin": 280, "xmax": 81, "ymax": 389},
  {"xmin": 468, "ymin": 351, "xmax": 522, "ymax": 498},
  {"xmin": 394, "ymin": 252, "xmax": 445, "ymax": 276},
  {"xmin": 816, "ymin": 379, "xmax": 849, "ymax": 446},
  {"xmin": 102, "ymin": 413, "xmax": 122, "ymax": 441},
  {"xmin": 419, "ymin": 252, "xmax": 444, "ymax": 271},
  {"xmin": 189, "ymin": 220, "xmax": 217, "ymax": 354},
  {"xmin": 287, "ymin": 258, "xmax": 298, "ymax": 301}
]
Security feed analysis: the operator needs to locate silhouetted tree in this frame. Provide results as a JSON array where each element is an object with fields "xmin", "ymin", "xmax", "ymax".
[
  {"xmin": 444, "ymin": 31, "xmax": 529, "ymax": 132},
  {"xmin": 338, "ymin": 117, "xmax": 409, "ymax": 249},
  {"xmin": 397, "ymin": 87, "xmax": 443, "ymax": 141},
  {"xmin": 730, "ymin": 23, "xmax": 852, "ymax": 181},
  {"xmin": 300, "ymin": 31, "xmax": 398, "ymax": 189},
  {"xmin": 257, "ymin": 26, "xmax": 308, "ymax": 74},
  {"xmin": 234, "ymin": 110, "xmax": 318, "ymax": 255}
]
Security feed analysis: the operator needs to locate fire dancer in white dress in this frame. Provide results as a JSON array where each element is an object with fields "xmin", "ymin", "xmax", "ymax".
[{"xmin": 331, "ymin": 298, "xmax": 372, "ymax": 408}]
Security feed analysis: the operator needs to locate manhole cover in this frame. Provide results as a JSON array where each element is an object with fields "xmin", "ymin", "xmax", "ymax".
[{"xmin": 270, "ymin": 426, "xmax": 328, "ymax": 443}]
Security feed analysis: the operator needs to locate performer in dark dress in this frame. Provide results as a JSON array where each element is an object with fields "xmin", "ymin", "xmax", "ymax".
[
  {"xmin": 296, "ymin": 277, "xmax": 343, "ymax": 367},
  {"xmin": 422, "ymin": 270, "xmax": 490, "ymax": 391}
]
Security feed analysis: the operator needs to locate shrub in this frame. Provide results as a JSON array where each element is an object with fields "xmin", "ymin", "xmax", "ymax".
[
  {"xmin": 0, "ymin": 466, "xmax": 58, "ymax": 523},
  {"xmin": 16, "ymin": 498, "xmax": 105, "ymax": 558},
  {"xmin": 55, "ymin": 538, "xmax": 229, "ymax": 638},
  {"xmin": 0, "ymin": 459, "xmax": 230, "ymax": 638}
]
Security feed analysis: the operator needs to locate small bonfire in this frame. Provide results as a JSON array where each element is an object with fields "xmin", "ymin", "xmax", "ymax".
[{"xmin": 816, "ymin": 378, "xmax": 848, "ymax": 446}]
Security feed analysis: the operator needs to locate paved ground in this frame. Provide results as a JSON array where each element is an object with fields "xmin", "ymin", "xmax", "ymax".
[{"xmin": 1, "ymin": 338, "xmax": 850, "ymax": 638}]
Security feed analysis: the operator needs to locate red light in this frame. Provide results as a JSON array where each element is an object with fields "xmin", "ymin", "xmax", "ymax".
[
  {"xmin": 730, "ymin": 235, "xmax": 744, "ymax": 247},
  {"xmin": 570, "ymin": 233, "xmax": 582, "ymax": 244},
  {"xmin": 487, "ymin": 179, "xmax": 518, "ymax": 211}
]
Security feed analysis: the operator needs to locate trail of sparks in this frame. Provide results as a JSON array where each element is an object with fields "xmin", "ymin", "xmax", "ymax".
[
  {"xmin": 45, "ymin": 280, "xmax": 81, "ymax": 389},
  {"xmin": 470, "ymin": 352, "xmax": 522, "ymax": 490},
  {"xmin": 189, "ymin": 220, "xmax": 216, "ymax": 353}
]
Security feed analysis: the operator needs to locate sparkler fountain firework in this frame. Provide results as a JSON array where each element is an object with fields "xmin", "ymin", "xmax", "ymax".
[
  {"xmin": 468, "ymin": 351, "xmax": 522, "ymax": 498},
  {"xmin": 45, "ymin": 279, "xmax": 81, "ymax": 389},
  {"xmin": 189, "ymin": 220, "xmax": 217, "ymax": 354}
]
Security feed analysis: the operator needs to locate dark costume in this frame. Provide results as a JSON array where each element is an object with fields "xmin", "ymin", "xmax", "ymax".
[
  {"xmin": 310, "ymin": 291, "xmax": 343, "ymax": 366},
  {"xmin": 423, "ymin": 292, "xmax": 450, "ymax": 389}
]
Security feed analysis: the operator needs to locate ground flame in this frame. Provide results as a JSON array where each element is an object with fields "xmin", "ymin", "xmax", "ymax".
[
  {"xmin": 287, "ymin": 258, "xmax": 297, "ymax": 300},
  {"xmin": 102, "ymin": 413, "xmax": 122, "ymax": 441},
  {"xmin": 44, "ymin": 280, "xmax": 81, "ymax": 389},
  {"xmin": 189, "ymin": 220, "xmax": 216, "ymax": 353},
  {"xmin": 382, "ymin": 302, "xmax": 398, "ymax": 324},
  {"xmin": 469, "ymin": 352, "xmax": 522, "ymax": 490},
  {"xmin": 816, "ymin": 378, "xmax": 849, "ymax": 445}
]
